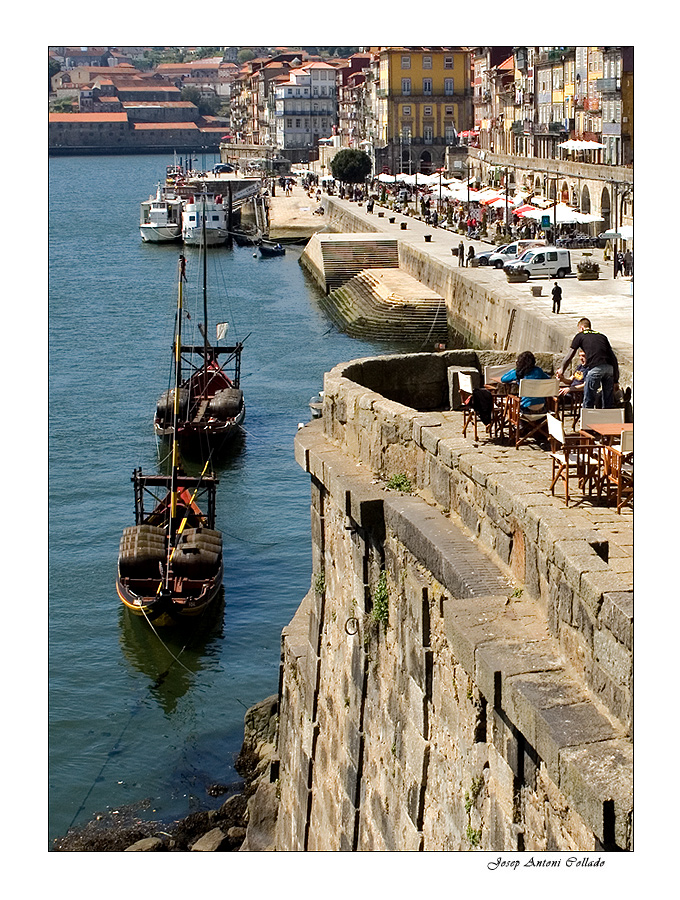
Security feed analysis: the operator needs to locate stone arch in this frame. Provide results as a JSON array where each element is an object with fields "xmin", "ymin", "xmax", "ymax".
[
  {"xmin": 419, "ymin": 150, "xmax": 433, "ymax": 174},
  {"xmin": 571, "ymin": 184, "xmax": 580, "ymax": 208},
  {"xmin": 534, "ymin": 175, "xmax": 542, "ymax": 194},
  {"xmin": 581, "ymin": 184, "xmax": 591, "ymax": 215},
  {"xmin": 548, "ymin": 180, "xmax": 557, "ymax": 201},
  {"xmin": 561, "ymin": 181, "xmax": 569, "ymax": 203},
  {"xmin": 600, "ymin": 186, "xmax": 611, "ymax": 231}
]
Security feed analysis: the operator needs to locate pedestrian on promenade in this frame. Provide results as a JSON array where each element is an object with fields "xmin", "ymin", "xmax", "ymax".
[
  {"xmin": 466, "ymin": 245, "xmax": 475, "ymax": 266},
  {"xmin": 458, "ymin": 241, "xmax": 465, "ymax": 266},
  {"xmin": 551, "ymin": 282, "xmax": 562, "ymax": 314},
  {"xmin": 556, "ymin": 318, "xmax": 619, "ymax": 408},
  {"xmin": 624, "ymin": 249, "xmax": 633, "ymax": 276}
]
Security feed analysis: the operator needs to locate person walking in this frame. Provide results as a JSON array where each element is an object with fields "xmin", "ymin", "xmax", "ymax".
[
  {"xmin": 466, "ymin": 245, "xmax": 475, "ymax": 266},
  {"xmin": 458, "ymin": 241, "xmax": 465, "ymax": 266},
  {"xmin": 551, "ymin": 282, "xmax": 562, "ymax": 314},
  {"xmin": 556, "ymin": 318, "xmax": 619, "ymax": 408}
]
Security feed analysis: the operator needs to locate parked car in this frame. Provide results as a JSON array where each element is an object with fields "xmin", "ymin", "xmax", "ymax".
[
  {"xmin": 213, "ymin": 163, "xmax": 234, "ymax": 174},
  {"xmin": 476, "ymin": 246, "xmax": 506, "ymax": 266},
  {"xmin": 505, "ymin": 247, "xmax": 572, "ymax": 279},
  {"xmin": 487, "ymin": 239, "xmax": 547, "ymax": 268}
]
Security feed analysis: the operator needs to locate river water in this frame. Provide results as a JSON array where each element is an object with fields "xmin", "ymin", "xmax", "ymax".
[{"xmin": 48, "ymin": 153, "xmax": 411, "ymax": 842}]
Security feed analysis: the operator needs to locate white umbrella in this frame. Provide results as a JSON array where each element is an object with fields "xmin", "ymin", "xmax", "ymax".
[{"xmin": 520, "ymin": 203, "xmax": 598, "ymax": 225}]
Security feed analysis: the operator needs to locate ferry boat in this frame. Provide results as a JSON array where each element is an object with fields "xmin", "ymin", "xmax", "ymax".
[
  {"xmin": 182, "ymin": 192, "xmax": 229, "ymax": 246},
  {"xmin": 140, "ymin": 184, "xmax": 183, "ymax": 243}
]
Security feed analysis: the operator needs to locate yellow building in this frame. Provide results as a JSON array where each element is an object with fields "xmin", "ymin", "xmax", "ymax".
[{"xmin": 375, "ymin": 47, "xmax": 471, "ymax": 174}]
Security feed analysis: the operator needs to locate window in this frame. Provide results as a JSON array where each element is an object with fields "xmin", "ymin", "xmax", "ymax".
[
  {"xmin": 423, "ymin": 55, "xmax": 432, "ymax": 69},
  {"xmin": 286, "ymin": 119, "xmax": 292, "ymax": 128},
  {"xmin": 402, "ymin": 78, "xmax": 411, "ymax": 95},
  {"xmin": 402, "ymin": 105, "xmax": 411, "ymax": 116},
  {"xmin": 445, "ymin": 105, "xmax": 454, "ymax": 114},
  {"xmin": 424, "ymin": 126, "xmax": 433, "ymax": 143},
  {"xmin": 547, "ymin": 252, "xmax": 557, "ymax": 261},
  {"xmin": 444, "ymin": 78, "xmax": 454, "ymax": 95},
  {"xmin": 401, "ymin": 55, "xmax": 411, "ymax": 69},
  {"xmin": 445, "ymin": 125, "xmax": 456, "ymax": 143},
  {"xmin": 423, "ymin": 78, "xmax": 432, "ymax": 95},
  {"xmin": 424, "ymin": 106, "xmax": 432, "ymax": 116},
  {"xmin": 295, "ymin": 118, "xmax": 301, "ymax": 128},
  {"xmin": 444, "ymin": 56, "xmax": 453, "ymax": 69}
]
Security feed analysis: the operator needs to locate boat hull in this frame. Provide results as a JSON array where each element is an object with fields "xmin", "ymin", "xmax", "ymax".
[
  {"xmin": 116, "ymin": 559, "xmax": 224, "ymax": 626},
  {"xmin": 183, "ymin": 228, "xmax": 229, "ymax": 246},
  {"xmin": 140, "ymin": 224, "xmax": 182, "ymax": 243},
  {"xmin": 154, "ymin": 404, "xmax": 246, "ymax": 455}
]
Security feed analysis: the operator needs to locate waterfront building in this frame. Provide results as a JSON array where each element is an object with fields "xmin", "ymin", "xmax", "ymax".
[
  {"xmin": 275, "ymin": 62, "xmax": 338, "ymax": 159},
  {"xmin": 374, "ymin": 47, "xmax": 472, "ymax": 175}
]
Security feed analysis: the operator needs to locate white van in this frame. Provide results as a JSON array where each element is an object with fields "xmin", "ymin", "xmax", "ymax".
[
  {"xmin": 506, "ymin": 247, "xmax": 572, "ymax": 279},
  {"xmin": 487, "ymin": 239, "xmax": 547, "ymax": 268}
]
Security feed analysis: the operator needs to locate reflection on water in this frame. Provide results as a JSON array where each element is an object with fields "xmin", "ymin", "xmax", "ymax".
[{"xmin": 118, "ymin": 592, "xmax": 226, "ymax": 716}]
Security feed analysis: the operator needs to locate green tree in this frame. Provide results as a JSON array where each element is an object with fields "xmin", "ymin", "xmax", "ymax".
[
  {"xmin": 330, "ymin": 149, "xmax": 372, "ymax": 184},
  {"xmin": 195, "ymin": 47, "xmax": 221, "ymax": 59},
  {"xmin": 237, "ymin": 48, "xmax": 256, "ymax": 64},
  {"xmin": 49, "ymin": 56, "xmax": 61, "ymax": 90},
  {"xmin": 51, "ymin": 97, "xmax": 77, "ymax": 112}
]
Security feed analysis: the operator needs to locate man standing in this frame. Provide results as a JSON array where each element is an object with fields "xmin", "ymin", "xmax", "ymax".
[
  {"xmin": 551, "ymin": 282, "xmax": 562, "ymax": 314},
  {"xmin": 458, "ymin": 241, "xmax": 465, "ymax": 266},
  {"xmin": 556, "ymin": 318, "xmax": 619, "ymax": 408}
]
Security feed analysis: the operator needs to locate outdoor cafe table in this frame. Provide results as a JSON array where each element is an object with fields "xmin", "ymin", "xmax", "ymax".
[{"xmin": 580, "ymin": 422, "xmax": 633, "ymax": 444}]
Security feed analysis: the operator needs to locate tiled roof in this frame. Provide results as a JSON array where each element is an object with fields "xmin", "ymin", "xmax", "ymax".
[
  {"xmin": 49, "ymin": 112, "xmax": 128, "ymax": 123},
  {"xmin": 117, "ymin": 84, "xmax": 181, "ymax": 92},
  {"xmin": 133, "ymin": 121, "xmax": 199, "ymax": 130},
  {"xmin": 122, "ymin": 101, "xmax": 196, "ymax": 107}
]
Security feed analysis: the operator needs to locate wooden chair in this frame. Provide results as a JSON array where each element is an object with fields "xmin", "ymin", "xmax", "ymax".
[
  {"xmin": 458, "ymin": 372, "xmax": 507, "ymax": 442},
  {"xmin": 558, "ymin": 389, "xmax": 583, "ymax": 431},
  {"xmin": 508, "ymin": 378, "xmax": 559, "ymax": 448},
  {"xmin": 546, "ymin": 413, "xmax": 601, "ymax": 506},
  {"xmin": 579, "ymin": 407, "xmax": 625, "ymax": 433},
  {"xmin": 601, "ymin": 430, "xmax": 633, "ymax": 513},
  {"xmin": 483, "ymin": 363, "xmax": 514, "ymax": 386}
]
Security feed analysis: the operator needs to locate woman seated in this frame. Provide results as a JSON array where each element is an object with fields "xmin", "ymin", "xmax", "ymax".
[{"xmin": 501, "ymin": 351, "xmax": 551, "ymax": 410}]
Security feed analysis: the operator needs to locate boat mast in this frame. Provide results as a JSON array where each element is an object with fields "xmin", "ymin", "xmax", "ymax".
[
  {"xmin": 202, "ymin": 194, "xmax": 209, "ymax": 389},
  {"xmin": 169, "ymin": 253, "xmax": 185, "ymax": 551}
]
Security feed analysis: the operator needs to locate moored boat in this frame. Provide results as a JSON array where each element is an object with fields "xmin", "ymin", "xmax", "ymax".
[
  {"xmin": 117, "ymin": 255, "xmax": 223, "ymax": 626},
  {"xmin": 154, "ymin": 217, "xmax": 246, "ymax": 458},
  {"xmin": 182, "ymin": 192, "xmax": 229, "ymax": 246},
  {"xmin": 258, "ymin": 240, "xmax": 285, "ymax": 257},
  {"xmin": 140, "ymin": 184, "xmax": 183, "ymax": 243}
]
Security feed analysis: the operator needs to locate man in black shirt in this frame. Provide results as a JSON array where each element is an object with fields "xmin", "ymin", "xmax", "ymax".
[{"xmin": 556, "ymin": 317, "xmax": 619, "ymax": 408}]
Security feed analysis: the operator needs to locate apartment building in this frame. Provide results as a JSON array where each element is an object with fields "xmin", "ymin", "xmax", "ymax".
[
  {"xmin": 274, "ymin": 62, "xmax": 338, "ymax": 156},
  {"xmin": 374, "ymin": 47, "xmax": 472, "ymax": 174}
]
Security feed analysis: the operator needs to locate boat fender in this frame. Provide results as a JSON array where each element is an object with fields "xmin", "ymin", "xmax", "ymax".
[{"xmin": 207, "ymin": 389, "xmax": 243, "ymax": 419}]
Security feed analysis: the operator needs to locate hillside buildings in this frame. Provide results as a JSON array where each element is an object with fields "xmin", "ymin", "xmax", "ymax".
[{"xmin": 48, "ymin": 46, "xmax": 633, "ymax": 175}]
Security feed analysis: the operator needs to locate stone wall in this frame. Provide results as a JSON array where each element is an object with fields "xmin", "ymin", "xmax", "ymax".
[{"xmin": 275, "ymin": 351, "xmax": 632, "ymax": 852}]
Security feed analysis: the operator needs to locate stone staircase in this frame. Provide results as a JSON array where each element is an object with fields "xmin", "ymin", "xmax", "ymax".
[
  {"xmin": 319, "ymin": 268, "xmax": 449, "ymax": 344},
  {"xmin": 300, "ymin": 233, "xmax": 401, "ymax": 293}
]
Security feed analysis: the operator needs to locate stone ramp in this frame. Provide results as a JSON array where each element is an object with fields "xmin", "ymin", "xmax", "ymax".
[
  {"xmin": 320, "ymin": 268, "xmax": 448, "ymax": 344},
  {"xmin": 300, "ymin": 232, "xmax": 400, "ymax": 292}
]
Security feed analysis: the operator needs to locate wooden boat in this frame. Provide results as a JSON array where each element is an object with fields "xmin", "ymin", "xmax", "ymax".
[
  {"xmin": 154, "ymin": 210, "xmax": 246, "ymax": 458},
  {"xmin": 117, "ymin": 257, "xmax": 223, "ymax": 626},
  {"xmin": 258, "ymin": 240, "xmax": 285, "ymax": 257}
]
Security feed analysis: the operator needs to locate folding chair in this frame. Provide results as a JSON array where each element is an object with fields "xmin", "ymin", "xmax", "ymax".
[
  {"xmin": 601, "ymin": 431, "xmax": 633, "ymax": 513},
  {"xmin": 508, "ymin": 378, "xmax": 559, "ymax": 448},
  {"xmin": 579, "ymin": 407, "xmax": 625, "ymax": 434},
  {"xmin": 483, "ymin": 364, "xmax": 514, "ymax": 387},
  {"xmin": 458, "ymin": 373, "xmax": 508, "ymax": 443},
  {"xmin": 546, "ymin": 413, "xmax": 601, "ymax": 506}
]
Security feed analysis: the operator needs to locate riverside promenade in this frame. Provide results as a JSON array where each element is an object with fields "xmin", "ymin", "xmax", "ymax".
[{"xmin": 267, "ymin": 182, "xmax": 633, "ymax": 371}]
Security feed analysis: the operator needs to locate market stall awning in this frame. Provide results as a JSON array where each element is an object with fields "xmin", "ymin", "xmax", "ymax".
[{"xmin": 559, "ymin": 139, "xmax": 605, "ymax": 150}]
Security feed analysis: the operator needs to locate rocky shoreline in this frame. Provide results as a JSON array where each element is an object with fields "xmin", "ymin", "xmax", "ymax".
[{"xmin": 52, "ymin": 695, "xmax": 280, "ymax": 852}]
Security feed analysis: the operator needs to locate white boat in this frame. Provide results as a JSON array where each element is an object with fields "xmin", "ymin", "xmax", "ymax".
[
  {"xmin": 182, "ymin": 193, "xmax": 229, "ymax": 246},
  {"xmin": 140, "ymin": 184, "xmax": 182, "ymax": 243}
]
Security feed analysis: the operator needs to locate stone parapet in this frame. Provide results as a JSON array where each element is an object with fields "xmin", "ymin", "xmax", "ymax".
[{"xmin": 277, "ymin": 391, "xmax": 632, "ymax": 851}]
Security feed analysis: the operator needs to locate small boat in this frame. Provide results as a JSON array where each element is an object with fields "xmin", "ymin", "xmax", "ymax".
[
  {"xmin": 182, "ymin": 192, "xmax": 229, "ymax": 246},
  {"xmin": 258, "ymin": 240, "xmax": 285, "ymax": 257},
  {"xmin": 140, "ymin": 184, "xmax": 183, "ymax": 243},
  {"xmin": 117, "ymin": 256, "xmax": 223, "ymax": 626},
  {"xmin": 154, "ymin": 208, "xmax": 246, "ymax": 458}
]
